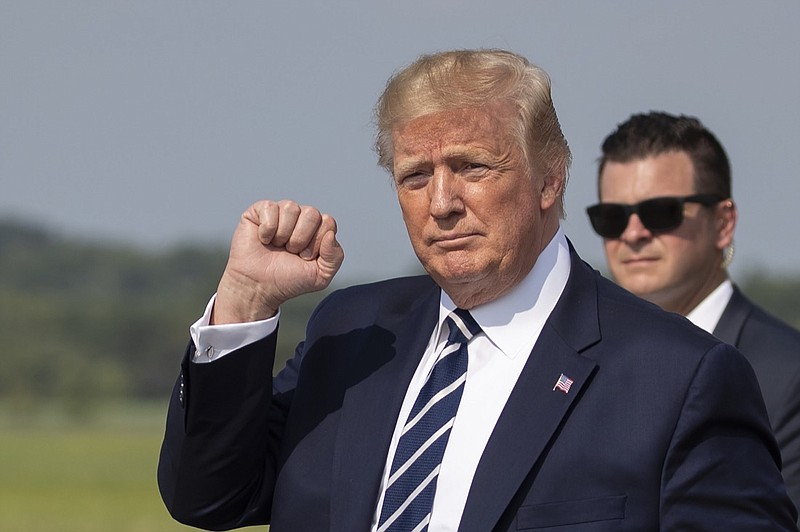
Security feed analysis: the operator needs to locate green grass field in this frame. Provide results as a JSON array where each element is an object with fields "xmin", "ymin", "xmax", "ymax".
[{"xmin": 0, "ymin": 402, "xmax": 268, "ymax": 532}]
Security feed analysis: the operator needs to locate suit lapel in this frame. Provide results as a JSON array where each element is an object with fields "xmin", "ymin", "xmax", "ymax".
[
  {"xmin": 330, "ymin": 281, "xmax": 441, "ymax": 531},
  {"xmin": 712, "ymin": 285, "xmax": 751, "ymax": 347},
  {"xmin": 459, "ymin": 250, "xmax": 602, "ymax": 531}
]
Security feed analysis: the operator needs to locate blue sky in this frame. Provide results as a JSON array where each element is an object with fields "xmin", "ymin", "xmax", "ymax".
[{"xmin": 3, "ymin": 1, "xmax": 799, "ymax": 285}]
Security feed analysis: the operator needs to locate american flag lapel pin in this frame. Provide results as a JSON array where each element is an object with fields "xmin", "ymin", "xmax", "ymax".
[{"xmin": 553, "ymin": 373, "xmax": 574, "ymax": 394}]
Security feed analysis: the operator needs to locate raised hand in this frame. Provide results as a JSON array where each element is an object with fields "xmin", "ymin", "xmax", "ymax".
[{"xmin": 212, "ymin": 200, "xmax": 344, "ymax": 324}]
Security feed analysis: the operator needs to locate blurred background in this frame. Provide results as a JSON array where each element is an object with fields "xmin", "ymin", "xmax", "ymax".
[{"xmin": 2, "ymin": 1, "xmax": 799, "ymax": 530}]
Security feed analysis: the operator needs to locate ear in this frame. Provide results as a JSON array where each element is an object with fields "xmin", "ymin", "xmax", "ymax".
[
  {"xmin": 715, "ymin": 199, "xmax": 737, "ymax": 250},
  {"xmin": 539, "ymin": 170, "xmax": 565, "ymax": 211}
]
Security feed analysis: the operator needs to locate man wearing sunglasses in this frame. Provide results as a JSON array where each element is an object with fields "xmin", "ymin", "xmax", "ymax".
[{"xmin": 589, "ymin": 110, "xmax": 800, "ymax": 512}]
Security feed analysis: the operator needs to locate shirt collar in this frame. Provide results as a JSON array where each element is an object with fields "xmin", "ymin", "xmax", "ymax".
[
  {"xmin": 438, "ymin": 226, "xmax": 571, "ymax": 359},
  {"xmin": 685, "ymin": 278, "xmax": 734, "ymax": 333}
]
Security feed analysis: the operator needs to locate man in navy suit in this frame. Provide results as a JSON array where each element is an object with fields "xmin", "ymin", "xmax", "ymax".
[
  {"xmin": 159, "ymin": 51, "xmax": 797, "ymax": 530},
  {"xmin": 588, "ymin": 111, "xmax": 800, "ymax": 513}
]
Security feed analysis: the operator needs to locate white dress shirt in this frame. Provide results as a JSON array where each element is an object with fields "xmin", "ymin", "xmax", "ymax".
[
  {"xmin": 685, "ymin": 279, "xmax": 734, "ymax": 334},
  {"xmin": 189, "ymin": 227, "xmax": 572, "ymax": 531}
]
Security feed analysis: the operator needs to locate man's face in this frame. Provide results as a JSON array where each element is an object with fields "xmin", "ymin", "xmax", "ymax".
[
  {"xmin": 391, "ymin": 102, "xmax": 561, "ymax": 308},
  {"xmin": 599, "ymin": 151, "xmax": 729, "ymax": 313}
]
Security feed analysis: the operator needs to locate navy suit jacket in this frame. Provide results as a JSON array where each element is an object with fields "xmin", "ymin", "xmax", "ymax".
[
  {"xmin": 159, "ymin": 250, "xmax": 797, "ymax": 531},
  {"xmin": 713, "ymin": 285, "xmax": 800, "ymax": 511}
]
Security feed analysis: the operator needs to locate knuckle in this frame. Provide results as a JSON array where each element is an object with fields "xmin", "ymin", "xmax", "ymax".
[
  {"xmin": 279, "ymin": 199, "xmax": 301, "ymax": 214},
  {"xmin": 321, "ymin": 213, "xmax": 337, "ymax": 232},
  {"xmin": 259, "ymin": 199, "xmax": 279, "ymax": 212},
  {"xmin": 300, "ymin": 205, "xmax": 322, "ymax": 221}
]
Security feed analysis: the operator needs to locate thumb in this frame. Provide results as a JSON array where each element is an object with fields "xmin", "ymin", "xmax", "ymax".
[{"xmin": 317, "ymin": 230, "xmax": 344, "ymax": 279}]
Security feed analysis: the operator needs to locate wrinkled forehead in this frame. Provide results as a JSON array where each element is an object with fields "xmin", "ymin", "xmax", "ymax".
[{"xmin": 390, "ymin": 104, "xmax": 520, "ymax": 163}]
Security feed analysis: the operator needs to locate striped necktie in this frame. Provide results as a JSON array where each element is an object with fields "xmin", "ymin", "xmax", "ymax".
[{"xmin": 377, "ymin": 308, "xmax": 481, "ymax": 532}]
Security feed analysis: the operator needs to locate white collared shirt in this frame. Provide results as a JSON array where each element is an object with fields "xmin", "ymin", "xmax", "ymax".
[
  {"xmin": 370, "ymin": 228, "xmax": 571, "ymax": 531},
  {"xmin": 685, "ymin": 279, "xmax": 734, "ymax": 334}
]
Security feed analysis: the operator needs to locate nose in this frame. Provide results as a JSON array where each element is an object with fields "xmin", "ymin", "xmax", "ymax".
[
  {"xmin": 618, "ymin": 213, "xmax": 653, "ymax": 244},
  {"xmin": 429, "ymin": 168, "xmax": 464, "ymax": 219}
]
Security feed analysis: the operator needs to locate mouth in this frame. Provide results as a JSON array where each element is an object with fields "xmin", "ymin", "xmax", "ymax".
[
  {"xmin": 622, "ymin": 256, "xmax": 658, "ymax": 266},
  {"xmin": 430, "ymin": 233, "xmax": 480, "ymax": 249}
]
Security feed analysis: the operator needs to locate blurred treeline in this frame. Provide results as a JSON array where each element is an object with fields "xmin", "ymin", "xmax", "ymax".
[
  {"xmin": 0, "ymin": 218, "xmax": 325, "ymax": 419},
  {"xmin": 2, "ymin": 218, "xmax": 800, "ymax": 418}
]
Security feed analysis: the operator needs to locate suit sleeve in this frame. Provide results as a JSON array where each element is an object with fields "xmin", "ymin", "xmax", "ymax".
[
  {"xmin": 157, "ymin": 332, "xmax": 291, "ymax": 530},
  {"xmin": 660, "ymin": 342, "xmax": 798, "ymax": 530}
]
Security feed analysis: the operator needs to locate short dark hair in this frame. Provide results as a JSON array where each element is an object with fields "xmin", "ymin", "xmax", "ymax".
[{"xmin": 598, "ymin": 111, "xmax": 731, "ymax": 198}]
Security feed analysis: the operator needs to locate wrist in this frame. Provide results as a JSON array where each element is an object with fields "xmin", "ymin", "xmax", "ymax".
[{"xmin": 213, "ymin": 271, "xmax": 280, "ymax": 324}]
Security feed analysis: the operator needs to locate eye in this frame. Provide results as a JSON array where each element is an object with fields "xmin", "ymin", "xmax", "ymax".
[
  {"xmin": 460, "ymin": 162, "xmax": 489, "ymax": 177},
  {"xmin": 397, "ymin": 172, "xmax": 429, "ymax": 190}
]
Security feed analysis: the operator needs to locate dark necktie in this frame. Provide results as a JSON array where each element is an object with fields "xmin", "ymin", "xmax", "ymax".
[{"xmin": 377, "ymin": 308, "xmax": 481, "ymax": 532}]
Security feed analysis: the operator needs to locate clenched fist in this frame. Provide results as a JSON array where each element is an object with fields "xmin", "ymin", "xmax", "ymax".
[{"xmin": 212, "ymin": 200, "xmax": 344, "ymax": 324}]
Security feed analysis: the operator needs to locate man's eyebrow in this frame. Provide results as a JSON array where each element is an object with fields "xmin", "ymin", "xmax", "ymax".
[
  {"xmin": 394, "ymin": 145, "xmax": 493, "ymax": 173},
  {"xmin": 394, "ymin": 158, "xmax": 428, "ymax": 176}
]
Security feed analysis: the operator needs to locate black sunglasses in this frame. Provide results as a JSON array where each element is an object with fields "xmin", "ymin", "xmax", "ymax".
[{"xmin": 586, "ymin": 194, "xmax": 724, "ymax": 239}]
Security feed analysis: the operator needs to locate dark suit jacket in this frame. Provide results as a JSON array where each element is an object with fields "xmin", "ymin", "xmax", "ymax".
[
  {"xmin": 713, "ymin": 285, "xmax": 800, "ymax": 511},
  {"xmin": 158, "ymin": 250, "xmax": 797, "ymax": 531}
]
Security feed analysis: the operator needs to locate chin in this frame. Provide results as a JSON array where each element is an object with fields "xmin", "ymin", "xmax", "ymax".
[
  {"xmin": 423, "ymin": 252, "xmax": 481, "ymax": 278},
  {"xmin": 614, "ymin": 267, "xmax": 654, "ymax": 287}
]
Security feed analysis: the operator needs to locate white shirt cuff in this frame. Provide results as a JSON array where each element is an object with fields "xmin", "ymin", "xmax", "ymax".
[{"xmin": 189, "ymin": 294, "xmax": 279, "ymax": 363}]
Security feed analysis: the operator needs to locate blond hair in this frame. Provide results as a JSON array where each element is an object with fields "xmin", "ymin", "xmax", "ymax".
[{"xmin": 375, "ymin": 49, "xmax": 571, "ymax": 215}]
